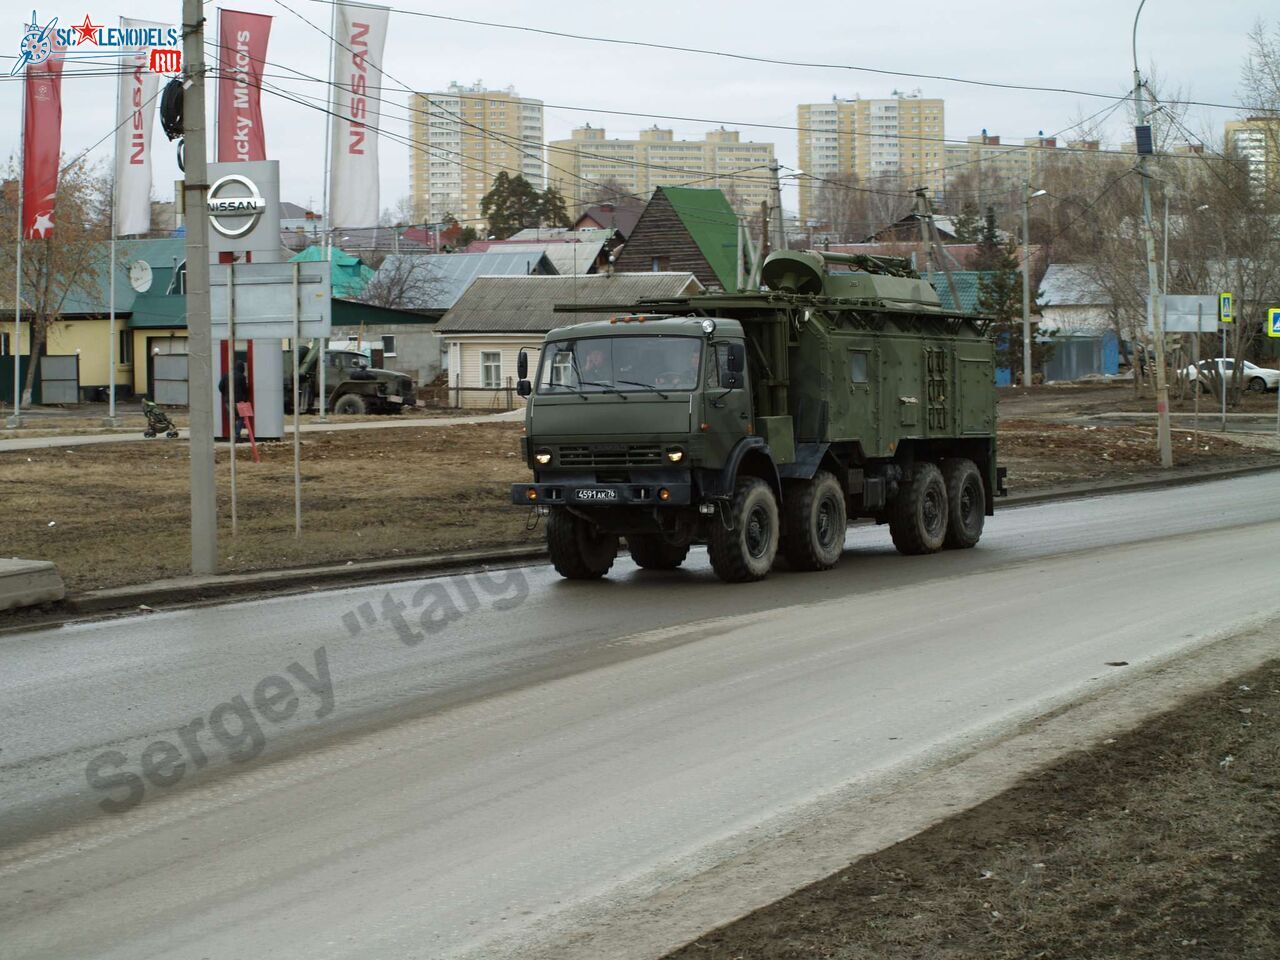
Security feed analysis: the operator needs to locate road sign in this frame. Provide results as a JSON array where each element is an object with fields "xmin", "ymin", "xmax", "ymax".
[
  {"xmin": 1156, "ymin": 295, "xmax": 1217, "ymax": 332},
  {"xmin": 1269, "ymin": 307, "xmax": 1280, "ymax": 339},
  {"xmin": 1219, "ymin": 292, "xmax": 1233, "ymax": 323},
  {"xmin": 209, "ymin": 261, "xmax": 332, "ymax": 339}
]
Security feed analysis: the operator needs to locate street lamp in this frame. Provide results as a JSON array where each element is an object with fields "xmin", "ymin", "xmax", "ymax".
[{"xmin": 1022, "ymin": 184, "xmax": 1048, "ymax": 387}]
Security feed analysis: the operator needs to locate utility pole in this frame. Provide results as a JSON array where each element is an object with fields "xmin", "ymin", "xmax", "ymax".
[
  {"xmin": 1021, "ymin": 183, "xmax": 1034, "ymax": 388},
  {"xmin": 768, "ymin": 159, "xmax": 785, "ymax": 253},
  {"xmin": 1132, "ymin": 0, "xmax": 1173, "ymax": 467},
  {"xmin": 183, "ymin": 0, "xmax": 218, "ymax": 573}
]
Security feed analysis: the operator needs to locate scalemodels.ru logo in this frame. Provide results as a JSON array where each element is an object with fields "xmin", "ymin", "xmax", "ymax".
[{"xmin": 12, "ymin": 10, "xmax": 181, "ymax": 76}]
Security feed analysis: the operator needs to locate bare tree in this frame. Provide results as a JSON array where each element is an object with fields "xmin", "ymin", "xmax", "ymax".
[
  {"xmin": 0, "ymin": 159, "xmax": 109, "ymax": 403},
  {"xmin": 357, "ymin": 254, "xmax": 446, "ymax": 311}
]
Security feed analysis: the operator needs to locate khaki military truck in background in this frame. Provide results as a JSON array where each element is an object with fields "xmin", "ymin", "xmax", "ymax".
[
  {"xmin": 284, "ymin": 344, "xmax": 416, "ymax": 416},
  {"xmin": 512, "ymin": 249, "xmax": 1005, "ymax": 583}
]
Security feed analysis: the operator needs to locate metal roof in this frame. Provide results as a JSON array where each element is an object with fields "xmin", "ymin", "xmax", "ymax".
[
  {"xmin": 436, "ymin": 272, "xmax": 703, "ymax": 334},
  {"xmin": 372, "ymin": 250, "xmax": 554, "ymax": 312},
  {"xmin": 1039, "ymin": 264, "xmax": 1112, "ymax": 307},
  {"xmin": 483, "ymin": 242, "xmax": 604, "ymax": 276}
]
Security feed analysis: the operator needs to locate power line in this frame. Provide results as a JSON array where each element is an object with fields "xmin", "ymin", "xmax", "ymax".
[{"xmin": 294, "ymin": 0, "xmax": 1264, "ymax": 114}]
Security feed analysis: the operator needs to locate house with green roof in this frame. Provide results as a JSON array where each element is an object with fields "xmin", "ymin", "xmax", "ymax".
[{"xmin": 611, "ymin": 187, "xmax": 742, "ymax": 291}]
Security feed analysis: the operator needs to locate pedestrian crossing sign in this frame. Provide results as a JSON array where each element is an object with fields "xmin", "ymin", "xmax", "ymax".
[
  {"xmin": 1219, "ymin": 292, "xmax": 1233, "ymax": 323},
  {"xmin": 1269, "ymin": 307, "xmax": 1280, "ymax": 339}
]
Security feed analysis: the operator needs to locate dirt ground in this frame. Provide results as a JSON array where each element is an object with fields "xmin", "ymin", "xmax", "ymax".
[
  {"xmin": 998, "ymin": 381, "xmax": 1280, "ymax": 418},
  {"xmin": 665, "ymin": 659, "xmax": 1280, "ymax": 960},
  {"xmin": 1, "ymin": 402, "xmax": 1275, "ymax": 592},
  {"xmin": 0, "ymin": 422, "xmax": 533, "ymax": 592}
]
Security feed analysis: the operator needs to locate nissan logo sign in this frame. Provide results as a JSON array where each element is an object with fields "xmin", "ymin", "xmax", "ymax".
[{"xmin": 207, "ymin": 173, "xmax": 267, "ymax": 238}]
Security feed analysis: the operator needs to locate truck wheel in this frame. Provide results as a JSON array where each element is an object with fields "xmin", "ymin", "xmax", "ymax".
[
  {"xmin": 333, "ymin": 393, "xmax": 366, "ymax": 416},
  {"xmin": 889, "ymin": 462, "xmax": 948, "ymax": 555},
  {"xmin": 627, "ymin": 534, "xmax": 690, "ymax": 570},
  {"xmin": 707, "ymin": 477, "xmax": 779, "ymax": 582},
  {"xmin": 547, "ymin": 509, "xmax": 618, "ymax": 580},
  {"xmin": 782, "ymin": 470, "xmax": 846, "ymax": 571},
  {"xmin": 941, "ymin": 458, "xmax": 984, "ymax": 550}
]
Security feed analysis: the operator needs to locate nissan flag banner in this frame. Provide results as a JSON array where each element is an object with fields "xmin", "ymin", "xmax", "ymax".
[
  {"xmin": 329, "ymin": 2, "xmax": 389, "ymax": 230},
  {"xmin": 21, "ymin": 35, "xmax": 64, "ymax": 239},
  {"xmin": 217, "ymin": 9, "xmax": 272, "ymax": 162},
  {"xmin": 113, "ymin": 18, "xmax": 168, "ymax": 237}
]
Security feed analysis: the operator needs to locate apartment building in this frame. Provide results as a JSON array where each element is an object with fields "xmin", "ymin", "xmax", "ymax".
[
  {"xmin": 1225, "ymin": 116, "xmax": 1279, "ymax": 195},
  {"xmin": 547, "ymin": 126, "xmax": 775, "ymax": 217},
  {"xmin": 409, "ymin": 82, "xmax": 545, "ymax": 229},
  {"xmin": 942, "ymin": 131, "xmax": 1060, "ymax": 202},
  {"xmin": 796, "ymin": 93, "xmax": 945, "ymax": 225}
]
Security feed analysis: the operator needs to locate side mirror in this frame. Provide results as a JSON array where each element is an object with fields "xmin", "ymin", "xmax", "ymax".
[
  {"xmin": 516, "ymin": 379, "xmax": 532, "ymax": 398},
  {"xmin": 726, "ymin": 343, "xmax": 745, "ymax": 374},
  {"xmin": 517, "ymin": 349, "xmax": 528, "ymax": 380}
]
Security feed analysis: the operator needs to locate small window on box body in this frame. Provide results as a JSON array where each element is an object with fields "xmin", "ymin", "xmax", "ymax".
[{"xmin": 850, "ymin": 350, "xmax": 870, "ymax": 383}]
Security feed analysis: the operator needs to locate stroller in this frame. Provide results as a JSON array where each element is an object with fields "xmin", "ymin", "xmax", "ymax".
[{"xmin": 142, "ymin": 398, "xmax": 181, "ymax": 439}]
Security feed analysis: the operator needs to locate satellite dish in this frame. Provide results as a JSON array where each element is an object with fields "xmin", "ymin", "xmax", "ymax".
[{"xmin": 128, "ymin": 260, "xmax": 153, "ymax": 293}]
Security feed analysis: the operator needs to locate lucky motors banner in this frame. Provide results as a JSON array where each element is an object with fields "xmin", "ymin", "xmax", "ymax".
[
  {"xmin": 113, "ymin": 18, "xmax": 169, "ymax": 237},
  {"xmin": 216, "ymin": 9, "xmax": 272, "ymax": 163},
  {"xmin": 328, "ymin": 1, "xmax": 388, "ymax": 230},
  {"xmin": 21, "ymin": 38, "xmax": 64, "ymax": 239}
]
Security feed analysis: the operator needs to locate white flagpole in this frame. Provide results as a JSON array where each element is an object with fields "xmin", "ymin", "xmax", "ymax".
[
  {"xmin": 317, "ymin": 0, "xmax": 337, "ymax": 423},
  {"xmin": 7, "ymin": 67, "xmax": 27, "ymax": 429},
  {"xmin": 104, "ymin": 38, "xmax": 120, "ymax": 427}
]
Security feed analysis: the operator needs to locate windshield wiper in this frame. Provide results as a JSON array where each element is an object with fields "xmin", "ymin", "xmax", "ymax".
[
  {"xmin": 616, "ymin": 379, "xmax": 669, "ymax": 399},
  {"xmin": 579, "ymin": 379, "xmax": 628, "ymax": 399}
]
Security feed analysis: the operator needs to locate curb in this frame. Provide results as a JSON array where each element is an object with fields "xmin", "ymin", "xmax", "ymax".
[{"xmin": 6, "ymin": 460, "xmax": 1278, "ymax": 629}]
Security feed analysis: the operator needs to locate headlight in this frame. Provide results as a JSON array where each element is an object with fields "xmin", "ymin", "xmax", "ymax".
[
  {"xmin": 534, "ymin": 448, "xmax": 552, "ymax": 465},
  {"xmin": 665, "ymin": 446, "xmax": 685, "ymax": 463},
  {"xmin": 701, "ymin": 318, "xmax": 716, "ymax": 335}
]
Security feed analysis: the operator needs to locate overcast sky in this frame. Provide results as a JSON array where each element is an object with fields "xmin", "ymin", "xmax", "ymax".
[{"xmin": 0, "ymin": 0, "xmax": 1274, "ymax": 217}]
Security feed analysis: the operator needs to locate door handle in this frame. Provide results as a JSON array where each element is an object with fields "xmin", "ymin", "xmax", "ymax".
[{"xmin": 739, "ymin": 412, "xmax": 749, "ymax": 419}]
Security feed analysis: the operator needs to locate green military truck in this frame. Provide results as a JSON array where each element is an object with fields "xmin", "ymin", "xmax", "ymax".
[
  {"xmin": 284, "ymin": 345, "xmax": 416, "ymax": 416},
  {"xmin": 511, "ymin": 249, "xmax": 1004, "ymax": 583}
]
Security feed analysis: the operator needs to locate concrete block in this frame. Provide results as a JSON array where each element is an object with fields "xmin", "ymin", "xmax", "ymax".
[{"xmin": 0, "ymin": 558, "xmax": 66, "ymax": 612}]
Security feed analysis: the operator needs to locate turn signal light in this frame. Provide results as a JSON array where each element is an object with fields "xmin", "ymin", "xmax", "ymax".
[
  {"xmin": 526, "ymin": 488, "xmax": 538, "ymax": 501},
  {"xmin": 658, "ymin": 488, "xmax": 671, "ymax": 501}
]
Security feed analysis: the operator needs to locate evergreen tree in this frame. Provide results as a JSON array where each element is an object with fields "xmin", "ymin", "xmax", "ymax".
[
  {"xmin": 480, "ymin": 175, "xmax": 572, "ymax": 238},
  {"xmin": 972, "ymin": 206, "xmax": 1004, "ymax": 271},
  {"xmin": 538, "ymin": 187, "xmax": 571, "ymax": 228},
  {"xmin": 952, "ymin": 201, "xmax": 981, "ymax": 243},
  {"xmin": 977, "ymin": 238, "xmax": 1054, "ymax": 383}
]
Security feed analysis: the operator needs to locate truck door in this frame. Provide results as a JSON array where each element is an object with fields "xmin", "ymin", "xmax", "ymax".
[
  {"xmin": 701, "ymin": 340, "xmax": 751, "ymax": 463},
  {"xmin": 845, "ymin": 344, "xmax": 879, "ymax": 454}
]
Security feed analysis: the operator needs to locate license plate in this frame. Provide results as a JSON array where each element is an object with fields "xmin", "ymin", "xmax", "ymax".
[
  {"xmin": 577, "ymin": 488, "xmax": 618, "ymax": 502},
  {"xmin": 387, "ymin": 394, "xmax": 402, "ymax": 403}
]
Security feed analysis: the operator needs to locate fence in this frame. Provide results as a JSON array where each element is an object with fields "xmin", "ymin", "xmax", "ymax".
[{"xmin": 450, "ymin": 374, "xmax": 519, "ymax": 412}]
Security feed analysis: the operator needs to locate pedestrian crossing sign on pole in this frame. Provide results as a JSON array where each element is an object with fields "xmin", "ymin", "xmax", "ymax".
[
  {"xmin": 1268, "ymin": 307, "xmax": 1280, "ymax": 339},
  {"xmin": 1219, "ymin": 292, "xmax": 1233, "ymax": 323}
]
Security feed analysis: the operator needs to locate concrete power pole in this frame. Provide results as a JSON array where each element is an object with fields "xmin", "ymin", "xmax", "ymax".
[
  {"xmin": 1132, "ymin": 1, "xmax": 1173, "ymax": 468},
  {"xmin": 183, "ymin": 0, "xmax": 218, "ymax": 573},
  {"xmin": 768, "ymin": 159, "xmax": 785, "ymax": 253},
  {"xmin": 1021, "ymin": 183, "xmax": 1034, "ymax": 388}
]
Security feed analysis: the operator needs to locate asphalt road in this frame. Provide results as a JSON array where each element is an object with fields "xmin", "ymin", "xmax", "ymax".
[{"xmin": 2, "ymin": 473, "xmax": 1279, "ymax": 959}]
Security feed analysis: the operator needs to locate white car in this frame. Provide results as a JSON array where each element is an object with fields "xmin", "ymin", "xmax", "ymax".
[{"xmin": 1180, "ymin": 358, "xmax": 1280, "ymax": 393}]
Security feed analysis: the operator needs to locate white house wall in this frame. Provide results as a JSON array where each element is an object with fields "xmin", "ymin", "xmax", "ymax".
[{"xmin": 444, "ymin": 335, "xmax": 545, "ymax": 409}]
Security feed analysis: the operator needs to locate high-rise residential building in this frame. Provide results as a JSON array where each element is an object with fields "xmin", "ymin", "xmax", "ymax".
[
  {"xmin": 1224, "ymin": 117, "xmax": 1279, "ymax": 195},
  {"xmin": 547, "ymin": 126, "xmax": 775, "ymax": 217},
  {"xmin": 409, "ymin": 82, "xmax": 545, "ymax": 229},
  {"xmin": 941, "ymin": 132, "xmax": 1060, "ymax": 203},
  {"xmin": 796, "ymin": 93, "xmax": 946, "ymax": 226}
]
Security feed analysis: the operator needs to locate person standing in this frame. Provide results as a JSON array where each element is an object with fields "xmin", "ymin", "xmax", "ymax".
[{"xmin": 217, "ymin": 361, "xmax": 250, "ymax": 440}]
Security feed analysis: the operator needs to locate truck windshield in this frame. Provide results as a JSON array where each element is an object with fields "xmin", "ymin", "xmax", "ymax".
[{"xmin": 537, "ymin": 336, "xmax": 703, "ymax": 394}]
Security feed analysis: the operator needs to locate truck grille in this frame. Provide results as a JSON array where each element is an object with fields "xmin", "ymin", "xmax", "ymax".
[{"xmin": 558, "ymin": 444, "xmax": 663, "ymax": 467}]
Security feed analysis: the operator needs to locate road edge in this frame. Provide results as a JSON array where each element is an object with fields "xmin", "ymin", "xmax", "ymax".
[
  {"xmin": 505, "ymin": 620, "xmax": 1280, "ymax": 960},
  {"xmin": 3, "ymin": 460, "xmax": 1277, "ymax": 631}
]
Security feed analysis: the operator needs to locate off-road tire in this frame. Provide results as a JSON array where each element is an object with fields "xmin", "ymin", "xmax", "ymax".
[
  {"xmin": 782, "ymin": 470, "xmax": 846, "ymax": 571},
  {"xmin": 707, "ymin": 477, "xmax": 779, "ymax": 583},
  {"xmin": 889, "ymin": 461, "xmax": 948, "ymax": 555},
  {"xmin": 941, "ymin": 458, "xmax": 985, "ymax": 550},
  {"xmin": 333, "ymin": 393, "xmax": 367, "ymax": 416},
  {"xmin": 546, "ymin": 508, "xmax": 618, "ymax": 580},
  {"xmin": 626, "ymin": 534, "xmax": 690, "ymax": 570},
  {"xmin": 1248, "ymin": 377, "xmax": 1267, "ymax": 393}
]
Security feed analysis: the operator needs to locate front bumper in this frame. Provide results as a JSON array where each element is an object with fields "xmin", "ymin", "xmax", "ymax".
[{"xmin": 511, "ymin": 480, "xmax": 692, "ymax": 507}]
